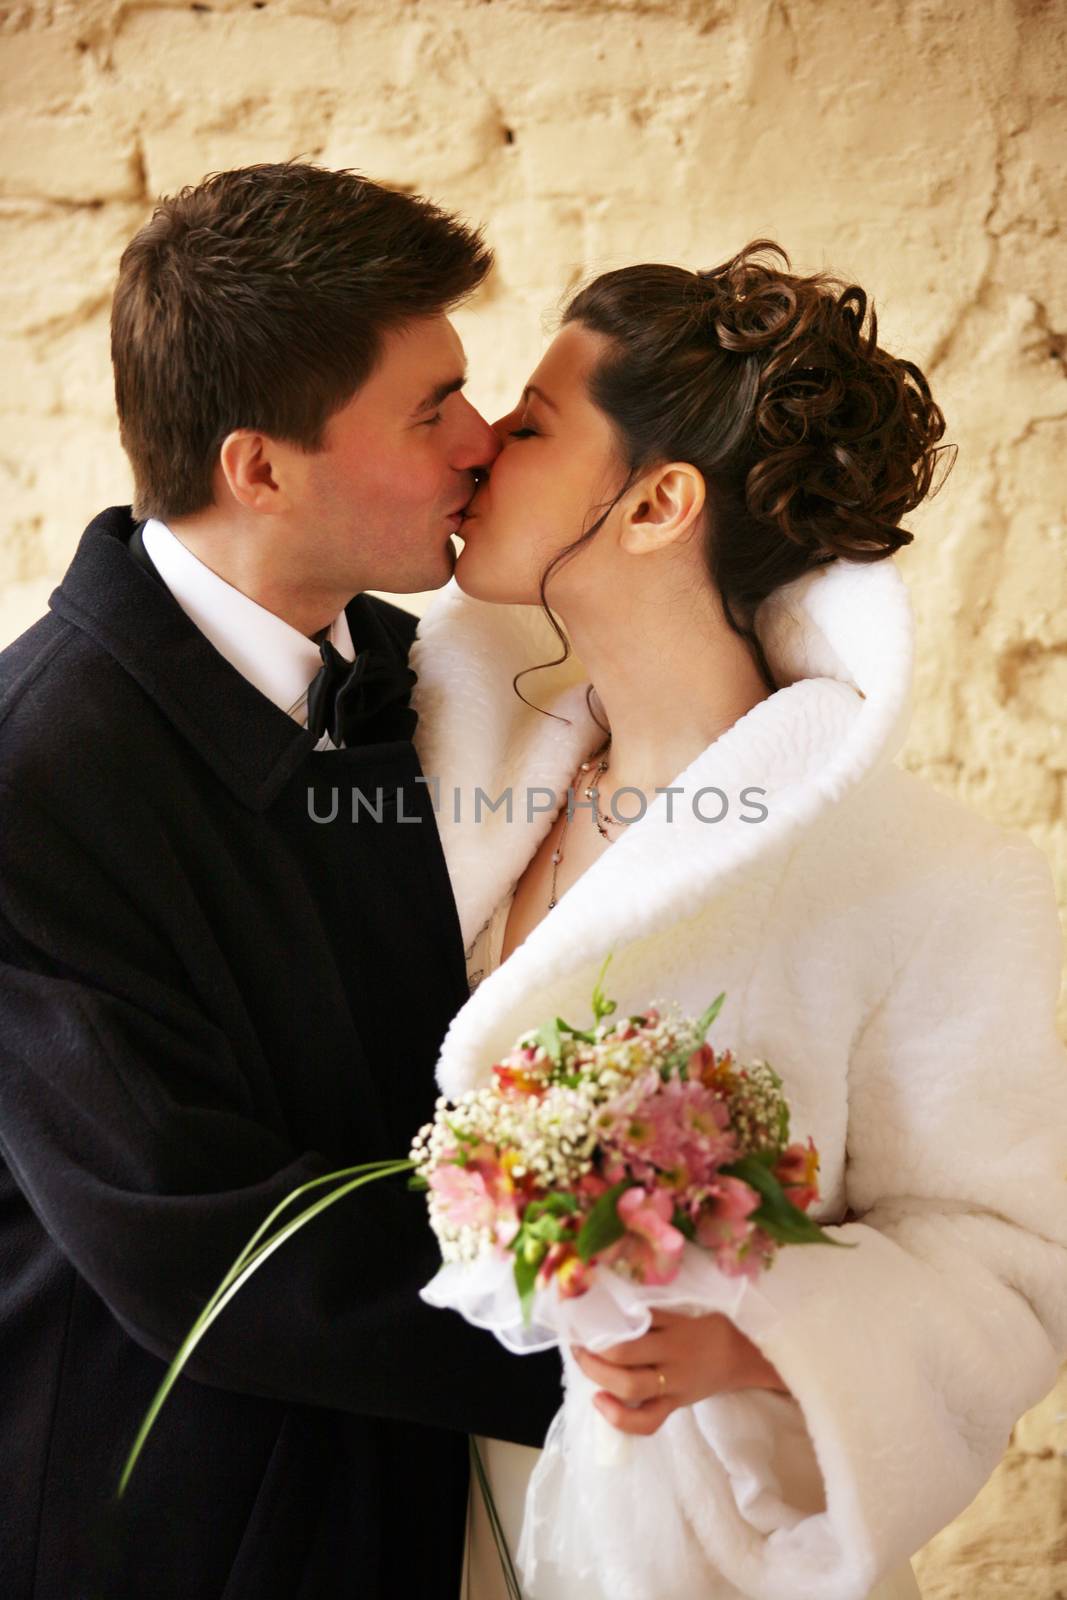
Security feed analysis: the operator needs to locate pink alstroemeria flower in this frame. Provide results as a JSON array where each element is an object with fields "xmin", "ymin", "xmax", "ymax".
[
  {"xmin": 610, "ymin": 1185, "xmax": 686, "ymax": 1286},
  {"xmin": 600, "ymin": 1070, "xmax": 736, "ymax": 1190},
  {"xmin": 575, "ymin": 1172, "xmax": 611, "ymax": 1202},
  {"xmin": 774, "ymin": 1136, "xmax": 820, "ymax": 1211},
  {"xmin": 537, "ymin": 1242, "xmax": 593, "ymax": 1299},
  {"xmin": 493, "ymin": 1044, "xmax": 550, "ymax": 1097},
  {"xmin": 716, "ymin": 1230, "xmax": 777, "ymax": 1280},
  {"xmin": 694, "ymin": 1174, "xmax": 759, "ymax": 1236},
  {"xmin": 428, "ymin": 1162, "xmax": 495, "ymax": 1230},
  {"xmin": 695, "ymin": 1175, "xmax": 769, "ymax": 1279},
  {"xmin": 428, "ymin": 1157, "xmax": 520, "ymax": 1247}
]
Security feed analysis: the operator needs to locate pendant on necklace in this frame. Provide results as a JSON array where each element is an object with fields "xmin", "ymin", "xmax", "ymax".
[{"xmin": 548, "ymin": 740, "xmax": 613, "ymax": 915}]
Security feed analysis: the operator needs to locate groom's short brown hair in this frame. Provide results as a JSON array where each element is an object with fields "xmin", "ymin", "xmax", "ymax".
[{"xmin": 112, "ymin": 161, "xmax": 492, "ymax": 520}]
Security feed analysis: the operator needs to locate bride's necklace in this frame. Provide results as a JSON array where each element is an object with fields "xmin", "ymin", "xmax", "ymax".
[{"xmin": 547, "ymin": 736, "xmax": 632, "ymax": 911}]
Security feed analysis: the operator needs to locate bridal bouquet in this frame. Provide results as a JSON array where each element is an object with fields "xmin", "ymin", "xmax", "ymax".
[
  {"xmin": 414, "ymin": 963, "xmax": 834, "ymax": 1348},
  {"xmin": 118, "ymin": 959, "xmax": 851, "ymax": 1600},
  {"xmin": 415, "ymin": 962, "xmax": 852, "ymax": 1600}
]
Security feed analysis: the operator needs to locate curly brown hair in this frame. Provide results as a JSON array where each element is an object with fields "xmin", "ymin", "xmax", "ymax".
[{"xmin": 522, "ymin": 240, "xmax": 953, "ymax": 700}]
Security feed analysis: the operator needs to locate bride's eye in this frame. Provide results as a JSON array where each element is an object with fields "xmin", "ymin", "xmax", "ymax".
[{"xmin": 508, "ymin": 427, "xmax": 537, "ymax": 440}]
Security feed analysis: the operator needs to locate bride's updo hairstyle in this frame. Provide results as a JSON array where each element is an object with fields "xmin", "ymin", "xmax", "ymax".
[{"xmin": 529, "ymin": 240, "xmax": 953, "ymax": 697}]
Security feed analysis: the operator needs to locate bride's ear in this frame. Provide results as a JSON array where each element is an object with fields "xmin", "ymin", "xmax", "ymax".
[{"xmin": 618, "ymin": 463, "xmax": 706, "ymax": 555}]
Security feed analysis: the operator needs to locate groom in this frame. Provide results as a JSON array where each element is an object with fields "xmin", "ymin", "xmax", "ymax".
[{"xmin": 0, "ymin": 163, "xmax": 562, "ymax": 1599}]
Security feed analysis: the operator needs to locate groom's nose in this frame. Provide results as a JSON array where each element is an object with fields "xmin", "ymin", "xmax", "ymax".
[{"xmin": 452, "ymin": 395, "xmax": 501, "ymax": 472}]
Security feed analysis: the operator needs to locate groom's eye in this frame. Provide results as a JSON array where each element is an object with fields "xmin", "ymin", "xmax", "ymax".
[{"xmin": 422, "ymin": 411, "xmax": 444, "ymax": 427}]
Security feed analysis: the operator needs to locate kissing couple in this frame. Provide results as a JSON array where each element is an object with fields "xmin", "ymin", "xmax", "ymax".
[{"xmin": 0, "ymin": 161, "xmax": 1064, "ymax": 1600}]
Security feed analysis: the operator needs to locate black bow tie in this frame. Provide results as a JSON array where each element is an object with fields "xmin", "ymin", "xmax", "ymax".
[{"xmin": 306, "ymin": 636, "xmax": 418, "ymax": 747}]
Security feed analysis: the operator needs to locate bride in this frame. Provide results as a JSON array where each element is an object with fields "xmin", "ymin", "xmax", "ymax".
[{"xmin": 410, "ymin": 242, "xmax": 1067, "ymax": 1600}]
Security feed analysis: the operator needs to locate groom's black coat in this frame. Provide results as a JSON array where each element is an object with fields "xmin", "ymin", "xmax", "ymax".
[{"xmin": 0, "ymin": 507, "xmax": 561, "ymax": 1600}]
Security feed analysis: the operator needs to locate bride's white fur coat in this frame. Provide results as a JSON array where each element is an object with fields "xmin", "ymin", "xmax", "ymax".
[{"xmin": 410, "ymin": 557, "xmax": 1067, "ymax": 1600}]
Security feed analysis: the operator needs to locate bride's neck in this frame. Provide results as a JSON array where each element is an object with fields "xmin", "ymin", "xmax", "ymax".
[{"xmin": 560, "ymin": 590, "xmax": 772, "ymax": 795}]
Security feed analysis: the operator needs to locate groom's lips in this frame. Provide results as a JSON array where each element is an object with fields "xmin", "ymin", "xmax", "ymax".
[{"xmin": 445, "ymin": 490, "xmax": 479, "ymax": 530}]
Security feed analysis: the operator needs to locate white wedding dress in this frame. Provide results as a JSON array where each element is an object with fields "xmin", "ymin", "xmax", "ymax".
[{"xmin": 457, "ymin": 891, "xmax": 924, "ymax": 1600}]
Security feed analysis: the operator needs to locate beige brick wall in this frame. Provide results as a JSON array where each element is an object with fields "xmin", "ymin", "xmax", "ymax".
[{"xmin": 1, "ymin": 2, "xmax": 1065, "ymax": 1593}]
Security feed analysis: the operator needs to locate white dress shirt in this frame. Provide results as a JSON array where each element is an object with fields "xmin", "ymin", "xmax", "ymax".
[{"xmin": 141, "ymin": 518, "xmax": 355, "ymax": 751}]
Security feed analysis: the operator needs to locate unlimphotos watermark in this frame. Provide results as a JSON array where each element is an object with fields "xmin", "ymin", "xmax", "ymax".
[{"xmin": 306, "ymin": 779, "xmax": 770, "ymax": 826}]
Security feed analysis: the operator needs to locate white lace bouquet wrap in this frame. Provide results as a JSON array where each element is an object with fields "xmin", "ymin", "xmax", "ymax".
[{"xmin": 415, "ymin": 960, "xmax": 851, "ymax": 1599}]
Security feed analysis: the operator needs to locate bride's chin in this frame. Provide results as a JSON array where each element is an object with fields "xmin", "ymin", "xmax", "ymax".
[
  {"xmin": 453, "ymin": 548, "xmax": 526, "ymax": 606},
  {"xmin": 452, "ymin": 544, "xmax": 492, "ymax": 599},
  {"xmin": 454, "ymin": 571, "xmax": 498, "ymax": 603}
]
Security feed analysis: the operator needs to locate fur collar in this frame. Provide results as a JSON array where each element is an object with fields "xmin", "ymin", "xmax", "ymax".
[{"xmin": 411, "ymin": 558, "xmax": 914, "ymax": 1083}]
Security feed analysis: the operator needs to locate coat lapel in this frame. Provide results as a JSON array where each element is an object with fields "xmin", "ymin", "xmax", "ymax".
[{"xmin": 49, "ymin": 506, "xmax": 421, "ymax": 813}]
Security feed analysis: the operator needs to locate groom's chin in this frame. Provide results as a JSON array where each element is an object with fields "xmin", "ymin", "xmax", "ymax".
[
  {"xmin": 388, "ymin": 538, "xmax": 458, "ymax": 596},
  {"xmin": 436, "ymin": 535, "xmax": 460, "ymax": 588}
]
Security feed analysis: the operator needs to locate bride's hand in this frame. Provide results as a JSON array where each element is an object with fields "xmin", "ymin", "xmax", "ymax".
[{"xmin": 571, "ymin": 1309, "xmax": 791, "ymax": 1436}]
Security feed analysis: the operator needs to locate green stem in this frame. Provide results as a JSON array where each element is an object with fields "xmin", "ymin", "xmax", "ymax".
[
  {"xmin": 117, "ymin": 1159, "xmax": 414, "ymax": 1499},
  {"xmin": 469, "ymin": 1436, "xmax": 524, "ymax": 1600},
  {"xmin": 198, "ymin": 1159, "xmax": 408, "ymax": 1327}
]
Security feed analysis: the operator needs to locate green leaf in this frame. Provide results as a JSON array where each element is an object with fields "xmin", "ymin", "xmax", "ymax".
[
  {"xmin": 576, "ymin": 1179, "xmax": 632, "ymax": 1263},
  {"xmin": 469, "ymin": 1439, "xmax": 523, "ymax": 1600},
  {"xmin": 532, "ymin": 1018, "xmax": 564, "ymax": 1067},
  {"xmin": 525, "ymin": 1214, "xmax": 569, "ymax": 1244},
  {"xmin": 753, "ymin": 1203, "xmax": 855, "ymax": 1247},
  {"xmin": 590, "ymin": 953, "xmax": 617, "ymax": 1025},
  {"xmin": 720, "ymin": 1156, "xmax": 856, "ymax": 1250},
  {"xmin": 406, "ymin": 1173, "xmax": 429, "ymax": 1192},
  {"xmin": 721, "ymin": 1153, "xmax": 781, "ymax": 1190},
  {"xmin": 695, "ymin": 992, "xmax": 726, "ymax": 1039},
  {"xmin": 735, "ymin": 1148, "xmax": 777, "ymax": 1172},
  {"xmin": 671, "ymin": 1207, "xmax": 697, "ymax": 1241},
  {"xmin": 118, "ymin": 1158, "xmax": 416, "ymax": 1498},
  {"xmin": 556, "ymin": 1020, "xmax": 597, "ymax": 1043},
  {"xmin": 512, "ymin": 1239, "xmax": 544, "ymax": 1324},
  {"xmin": 523, "ymin": 1192, "xmax": 580, "ymax": 1224}
]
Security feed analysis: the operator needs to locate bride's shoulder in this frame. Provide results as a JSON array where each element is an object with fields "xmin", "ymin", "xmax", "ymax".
[
  {"xmin": 788, "ymin": 766, "xmax": 1061, "ymax": 1005},
  {"xmin": 830, "ymin": 760, "xmax": 1056, "ymax": 915}
]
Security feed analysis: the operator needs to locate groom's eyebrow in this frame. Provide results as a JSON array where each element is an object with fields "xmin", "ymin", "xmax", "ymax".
[{"xmin": 411, "ymin": 374, "xmax": 467, "ymax": 417}]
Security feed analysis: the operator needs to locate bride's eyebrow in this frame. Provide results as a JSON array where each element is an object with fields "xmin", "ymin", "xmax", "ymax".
[{"xmin": 521, "ymin": 383, "xmax": 559, "ymax": 413}]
